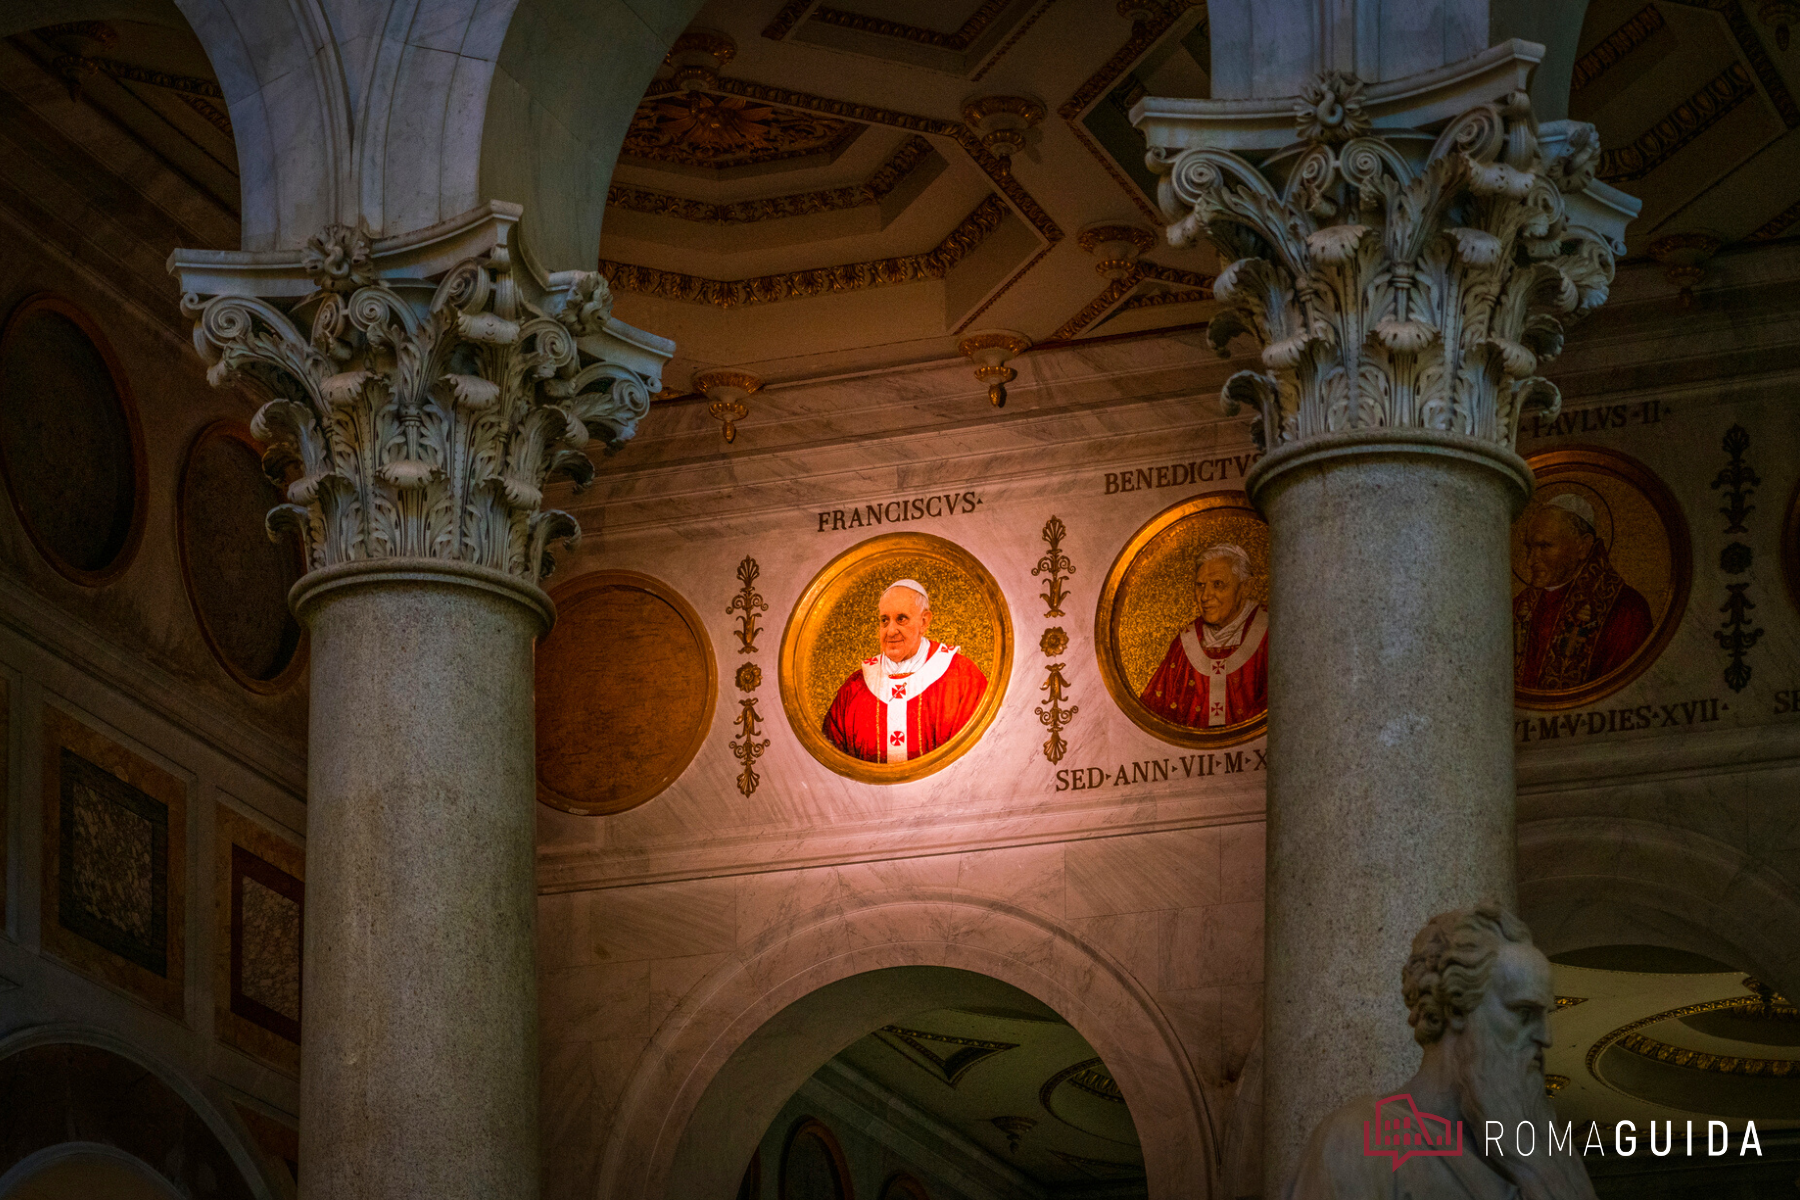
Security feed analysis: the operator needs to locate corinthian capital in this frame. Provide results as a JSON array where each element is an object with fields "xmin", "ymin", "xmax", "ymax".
[
  {"xmin": 1147, "ymin": 73, "xmax": 1635, "ymax": 453},
  {"xmin": 171, "ymin": 204, "xmax": 671, "ymax": 585}
]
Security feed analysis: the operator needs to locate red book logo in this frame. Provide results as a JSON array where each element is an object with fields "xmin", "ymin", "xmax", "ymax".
[{"xmin": 1363, "ymin": 1094, "xmax": 1463, "ymax": 1170}]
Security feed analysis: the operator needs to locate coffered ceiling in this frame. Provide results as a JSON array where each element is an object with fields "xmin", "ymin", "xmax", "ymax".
[
  {"xmin": 596, "ymin": 0, "xmax": 1221, "ymax": 394},
  {"xmin": 603, "ymin": 0, "xmax": 1800, "ymax": 404}
]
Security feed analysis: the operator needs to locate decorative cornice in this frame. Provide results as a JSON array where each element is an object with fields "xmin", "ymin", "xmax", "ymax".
[
  {"xmin": 174, "ymin": 211, "xmax": 667, "ymax": 586},
  {"xmin": 1569, "ymin": 5, "xmax": 1665, "ymax": 93},
  {"xmin": 1748, "ymin": 195, "xmax": 1800, "ymax": 240},
  {"xmin": 1059, "ymin": 1, "xmax": 1201, "ymax": 121},
  {"xmin": 969, "ymin": 0, "xmax": 1058, "ymax": 83},
  {"xmin": 761, "ymin": 0, "xmax": 817, "ymax": 40},
  {"xmin": 1661, "ymin": 0, "xmax": 1800, "ymax": 126},
  {"xmin": 1597, "ymin": 61, "xmax": 1755, "ymax": 182},
  {"xmin": 810, "ymin": 0, "xmax": 1013, "ymax": 51},
  {"xmin": 1049, "ymin": 260, "xmax": 1213, "ymax": 340},
  {"xmin": 1617, "ymin": 1031, "xmax": 1800, "ymax": 1076},
  {"xmin": 1150, "ymin": 79, "xmax": 1623, "ymax": 452},
  {"xmin": 695, "ymin": 78, "xmax": 1062, "ymax": 241},
  {"xmin": 600, "ymin": 194, "xmax": 1007, "ymax": 308},
  {"xmin": 952, "ymin": 241, "xmax": 1058, "ymax": 334},
  {"xmin": 607, "ymin": 136, "xmax": 932, "ymax": 225}
]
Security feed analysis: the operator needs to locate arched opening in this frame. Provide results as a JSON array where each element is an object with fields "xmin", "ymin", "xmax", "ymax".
[
  {"xmin": 0, "ymin": 1036, "xmax": 272, "ymax": 1200},
  {"xmin": 598, "ymin": 890, "xmax": 1213, "ymax": 1200},
  {"xmin": 734, "ymin": 968, "xmax": 1147, "ymax": 1200},
  {"xmin": 1520, "ymin": 819, "xmax": 1800, "ymax": 1190}
]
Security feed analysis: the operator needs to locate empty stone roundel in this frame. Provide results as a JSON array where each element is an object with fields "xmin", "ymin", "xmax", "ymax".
[
  {"xmin": 178, "ymin": 422, "xmax": 306, "ymax": 690},
  {"xmin": 0, "ymin": 296, "xmax": 144, "ymax": 583},
  {"xmin": 537, "ymin": 571, "xmax": 716, "ymax": 815}
]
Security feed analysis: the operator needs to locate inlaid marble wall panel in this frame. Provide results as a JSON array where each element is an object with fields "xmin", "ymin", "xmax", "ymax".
[
  {"xmin": 37, "ymin": 704, "xmax": 187, "ymax": 1020},
  {"xmin": 214, "ymin": 801, "xmax": 304, "ymax": 1074}
]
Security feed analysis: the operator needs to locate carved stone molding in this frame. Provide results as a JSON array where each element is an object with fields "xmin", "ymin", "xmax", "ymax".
[
  {"xmin": 1148, "ymin": 77, "xmax": 1636, "ymax": 453},
  {"xmin": 170, "ymin": 203, "xmax": 671, "ymax": 587}
]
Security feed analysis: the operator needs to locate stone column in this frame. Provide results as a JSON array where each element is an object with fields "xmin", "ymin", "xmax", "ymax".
[
  {"xmin": 171, "ymin": 208, "xmax": 671, "ymax": 1199},
  {"xmin": 1137, "ymin": 59, "xmax": 1637, "ymax": 1191}
]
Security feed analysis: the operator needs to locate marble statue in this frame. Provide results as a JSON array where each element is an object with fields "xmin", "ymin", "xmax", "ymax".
[{"xmin": 1289, "ymin": 903, "xmax": 1597, "ymax": 1200}]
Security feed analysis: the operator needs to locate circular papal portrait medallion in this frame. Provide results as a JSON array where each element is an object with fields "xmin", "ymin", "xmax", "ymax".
[
  {"xmin": 1096, "ymin": 492, "xmax": 1270, "ymax": 749},
  {"xmin": 1513, "ymin": 448, "xmax": 1691, "ymax": 710},
  {"xmin": 536, "ymin": 571, "xmax": 717, "ymax": 814},
  {"xmin": 779, "ymin": 532, "xmax": 1011, "ymax": 784}
]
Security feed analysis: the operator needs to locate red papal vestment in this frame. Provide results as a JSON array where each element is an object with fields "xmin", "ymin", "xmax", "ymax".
[
  {"xmin": 823, "ymin": 640, "xmax": 988, "ymax": 763},
  {"xmin": 1139, "ymin": 604, "xmax": 1269, "ymax": 728}
]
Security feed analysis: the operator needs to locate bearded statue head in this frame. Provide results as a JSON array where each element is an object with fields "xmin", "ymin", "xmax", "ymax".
[{"xmin": 1403, "ymin": 902, "xmax": 1558, "ymax": 1137}]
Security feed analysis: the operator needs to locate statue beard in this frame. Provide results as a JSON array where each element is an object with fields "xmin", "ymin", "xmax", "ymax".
[
  {"xmin": 1451, "ymin": 1020, "xmax": 1553, "ymax": 1152},
  {"xmin": 1451, "ymin": 1022, "xmax": 1596, "ymax": 1200}
]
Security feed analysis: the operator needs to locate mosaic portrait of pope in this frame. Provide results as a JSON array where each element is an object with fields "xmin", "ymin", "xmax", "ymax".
[
  {"xmin": 822, "ymin": 579, "xmax": 989, "ymax": 764},
  {"xmin": 1138, "ymin": 544, "xmax": 1269, "ymax": 729},
  {"xmin": 1512, "ymin": 493, "xmax": 1653, "ymax": 691}
]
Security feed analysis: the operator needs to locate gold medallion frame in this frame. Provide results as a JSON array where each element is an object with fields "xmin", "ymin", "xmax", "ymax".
[
  {"xmin": 1095, "ymin": 492, "xmax": 1269, "ymax": 749},
  {"xmin": 779, "ymin": 532, "xmax": 1012, "ymax": 784},
  {"xmin": 1514, "ymin": 447, "xmax": 1691, "ymax": 711},
  {"xmin": 536, "ymin": 570, "xmax": 718, "ymax": 814}
]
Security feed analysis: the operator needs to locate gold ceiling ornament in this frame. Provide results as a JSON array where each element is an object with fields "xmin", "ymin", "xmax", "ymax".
[
  {"xmin": 988, "ymin": 1115, "xmax": 1037, "ymax": 1154},
  {"xmin": 1543, "ymin": 1073, "xmax": 1570, "ymax": 1096},
  {"xmin": 607, "ymin": 136, "xmax": 933, "ymax": 226},
  {"xmin": 963, "ymin": 94, "xmax": 1046, "ymax": 173},
  {"xmin": 663, "ymin": 29, "xmax": 736, "ymax": 91},
  {"xmin": 1761, "ymin": 1, "xmax": 1800, "ymax": 49},
  {"xmin": 1077, "ymin": 223, "xmax": 1156, "ymax": 280},
  {"xmin": 692, "ymin": 369, "xmax": 763, "ymax": 444},
  {"xmin": 1648, "ymin": 232, "xmax": 1723, "ymax": 308},
  {"xmin": 1116, "ymin": 0, "xmax": 1161, "ymax": 23},
  {"xmin": 624, "ymin": 91, "xmax": 857, "ymax": 168},
  {"xmin": 958, "ymin": 330, "xmax": 1031, "ymax": 407}
]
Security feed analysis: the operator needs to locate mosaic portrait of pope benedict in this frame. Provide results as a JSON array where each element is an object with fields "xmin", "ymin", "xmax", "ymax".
[
  {"xmin": 822, "ymin": 578, "xmax": 989, "ymax": 764},
  {"xmin": 1137, "ymin": 543, "xmax": 1269, "ymax": 729}
]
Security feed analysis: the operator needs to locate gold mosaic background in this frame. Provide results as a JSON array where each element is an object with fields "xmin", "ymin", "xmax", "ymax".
[
  {"xmin": 1111, "ymin": 511, "xmax": 1270, "ymax": 695},
  {"xmin": 799, "ymin": 554, "xmax": 1001, "ymax": 729},
  {"xmin": 1512, "ymin": 469, "xmax": 1675, "ymax": 621}
]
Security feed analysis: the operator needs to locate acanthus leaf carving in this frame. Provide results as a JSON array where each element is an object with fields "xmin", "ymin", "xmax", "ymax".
[
  {"xmin": 183, "ymin": 234, "xmax": 655, "ymax": 586},
  {"xmin": 1150, "ymin": 80, "xmax": 1622, "ymax": 453}
]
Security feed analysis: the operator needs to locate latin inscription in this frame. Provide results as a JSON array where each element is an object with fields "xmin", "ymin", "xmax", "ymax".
[
  {"xmin": 1524, "ymin": 401, "xmax": 1666, "ymax": 440},
  {"xmin": 1054, "ymin": 749, "xmax": 1268, "ymax": 791},
  {"xmin": 1513, "ymin": 697, "xmax": 1725, "ymax": 744},
  {"xmin": 1774, "ymin": 688, "xmax": 1800, "ymax": 715},
  {"xmin": 1103, "ymin": 454, "xmax": 1260, "ymax": 496},
  {"xmin": 816, "ymin": 491, "xmax": 981, "ymax": 532}
]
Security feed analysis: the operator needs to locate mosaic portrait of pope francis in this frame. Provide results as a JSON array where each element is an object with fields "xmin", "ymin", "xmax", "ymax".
[{"xmin": 822, "ymin": 578, "xmax": 989, "ymax": 764}]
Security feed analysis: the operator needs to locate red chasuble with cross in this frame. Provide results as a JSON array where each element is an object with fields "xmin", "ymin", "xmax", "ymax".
[
  {"xmin": 823, "ymin": 640, "xmax": 988, "ymax": 763},
  {"xmin": 1139, "ymin": 605, "xmax": 1269, "ymax": 728}
]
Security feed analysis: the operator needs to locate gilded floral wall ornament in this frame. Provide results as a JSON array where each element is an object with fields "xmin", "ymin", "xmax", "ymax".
[
  {"xmin": 727, "ymin": 555, "xmax": 769, "ymax": 652},
  {"xmin": 1150, "ymin": 73, "xmax": 1623, "ymax": 454},
  {"xmin": 1033, "ymin": 515, "xmax": 1074, "ymax": 616},
  {"xmin": 695, "ymin": 369, "xmax": 764, "ymax": 443},
  {"xmin": 179, "ymin": 222, "xmax": 653, "ymax": 586},
  {"xmin": 958, "ymin": 330, "xmax": 1030, "ymax": 407},
  {"xmin": 1039, "ymin": 627, "xmax": 1068, "ymax": 656}
]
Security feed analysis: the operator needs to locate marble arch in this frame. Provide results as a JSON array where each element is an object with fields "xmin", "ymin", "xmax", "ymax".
[
  {"xmin": 1519, "ymin": 817, "xmax": 1800, "ymax": 1003},
  {"xmin": 0, "ymin": 1024, "xmax": 282, "ymax": 1200},
  {"xmin": 597, "ymin": 890, "xmax": 1218, "ymax": 1200}
]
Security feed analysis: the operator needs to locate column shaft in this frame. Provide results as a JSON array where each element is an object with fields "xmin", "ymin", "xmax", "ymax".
[
  {"xmin": 295, "ymin": 562, "xmax": 550, "ymax": 1200},
  {"xmin": 1253, "ymin": 431, "xmax": 1529, "ymax": 1190}
]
